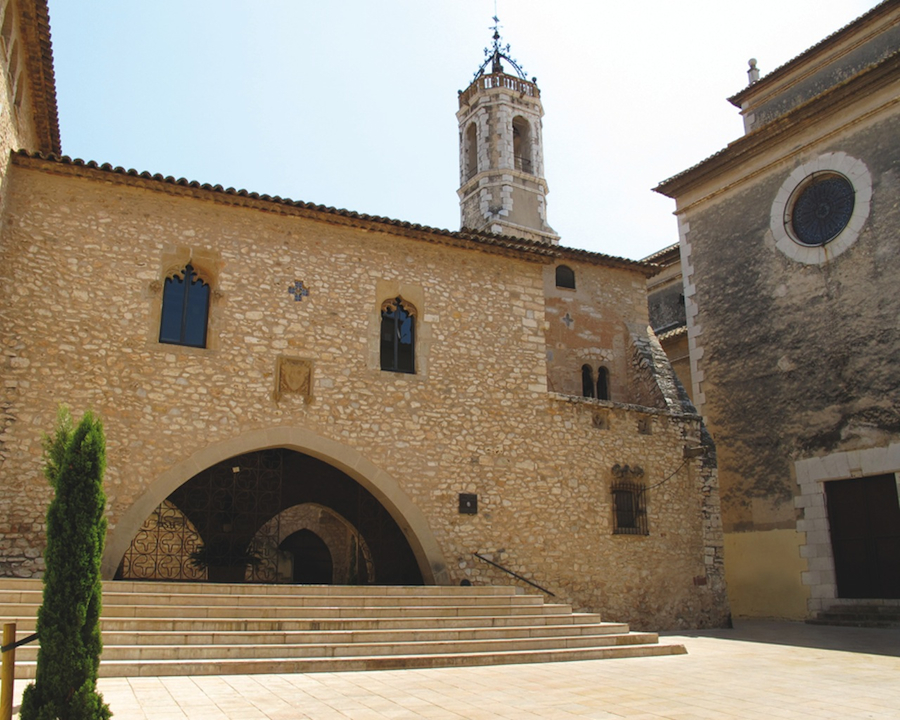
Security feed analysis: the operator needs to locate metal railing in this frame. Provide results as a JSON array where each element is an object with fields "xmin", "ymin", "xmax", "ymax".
[
  {"xmin": 514, "ymin": 155, "xmax": 533, "ymax": 174},
  {"xmin": 459, "ymin": 72, "xmax": 540, "ymax": 107},
  {"xmin": 472, "ymin": 552, "xmax": 555, "ymax": 597},
  {"xmin": 1, "ymin": 623, "xmax": 38, "ymax": 720}
]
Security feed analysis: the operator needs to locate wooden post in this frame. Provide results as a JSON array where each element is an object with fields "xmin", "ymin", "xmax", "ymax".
[{"xmin": 0, "ymin": 622, "xmax": 15, "ymax": 720}]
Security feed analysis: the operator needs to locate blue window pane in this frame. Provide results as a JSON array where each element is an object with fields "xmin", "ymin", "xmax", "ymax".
[
  {"xmin": 159, "ymin": 274, "xmax": 186, "ymax": 344},
  {"xmin": 183, "ymin": 275, "xmax": 210, "ymax": 347},
  {"xmin": 380, "ymin": 297, "xmax": 415, "ymax": 374},
  {"xmin": 159, "ymin": 265, "xmax": 210, "ymax": 348}
]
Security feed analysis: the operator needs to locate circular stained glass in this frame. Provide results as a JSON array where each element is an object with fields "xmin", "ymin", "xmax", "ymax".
[{"xmin": 787, "ymin": 172, "xmax": 855, "ymax": 247}]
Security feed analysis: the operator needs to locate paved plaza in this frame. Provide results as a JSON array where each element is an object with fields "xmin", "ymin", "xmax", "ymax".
[{"xmin": 12, "ymin": 620, "xmax": 900, "ymax": 719}]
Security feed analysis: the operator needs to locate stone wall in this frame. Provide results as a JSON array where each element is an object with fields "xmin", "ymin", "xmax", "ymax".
[
  {"xmin": 543, "ymin": 262, "xmax": 648, "ymax": 403},
  {"xmin": 675, "ymin": 98, "xmax": 900, "ymax": 617},
  {"xmin": 0, "ymin": 157, "xmax": 729, "ymax": 629}
]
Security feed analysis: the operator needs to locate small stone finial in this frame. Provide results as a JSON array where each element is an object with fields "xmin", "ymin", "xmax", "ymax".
[{"xmin": 747, "ymin": 58, "xmax": 760, "ymax": 85}]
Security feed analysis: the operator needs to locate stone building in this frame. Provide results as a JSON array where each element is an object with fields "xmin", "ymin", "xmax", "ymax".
[
  {"xmin": 645, "ymin": 244, "xmax": 692, "ymax": 403},
  {"xmin": 0, "ymin": 1, "xmax": 729, "ymax": 630},
  {"xmin": 655, "ymin": 0, "xmax": 900, "ymax": 619}
]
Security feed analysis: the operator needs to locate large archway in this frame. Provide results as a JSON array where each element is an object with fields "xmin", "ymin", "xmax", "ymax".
[
  {"xmin": 103, "ymin": 427, "xmax": 449, "ymax": 584},
  {"xmin": 118, "ymin": 448, "xmax": 421, "ymax": 584}
]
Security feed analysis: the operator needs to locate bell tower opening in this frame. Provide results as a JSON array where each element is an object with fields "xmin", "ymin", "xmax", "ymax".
[
  {"xmin": 456, "ymin": 17, "xmax": 558, "ymax": 245},
  {"xmin": 512, "ymin": 116, "xmax": 532, "ymax": 174},
  {"xmin": 465, "ymin": 122, "xmax": 478, "ymax": 180}
]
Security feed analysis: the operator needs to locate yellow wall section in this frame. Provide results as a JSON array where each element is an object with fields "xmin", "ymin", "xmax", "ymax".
[{"xmin": 724, "ymin": 530, "xmax": 809, "ymax": 619}]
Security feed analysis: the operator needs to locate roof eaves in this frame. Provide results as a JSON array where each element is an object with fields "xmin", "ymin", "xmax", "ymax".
[
  {"xmin": 728, "ymin": 0, "xmax": 897, "ymax": 108},
  {"xmin": 654, "ymin": 48, "xmax": 900, "ymax": 198},
  {"xmin": 18, "ymin": 0, "xmax": 61, "ymax": 154},
  {"xmin": 641, "ymin": 243, "xmax": 679, "ymax": 264},
  {"xmin": 13, "ymin": 151, "xmax": 658, "ymax": 274}
]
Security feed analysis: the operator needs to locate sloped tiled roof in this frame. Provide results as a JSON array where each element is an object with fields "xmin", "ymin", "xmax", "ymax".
[
  {"xmin": 654, "ymin": 47, "xmax": 900, "ymax": 198},
  {"xmin": 17, "ymin": 0, "xmax": 60, "ymax": 154},
  {"xmin": 728, "ymin": 0, "xmax": 897, "ymax": 107},
  {"xmin": 13, "ymin": 151, "xmax": 660, "ymax": 276}
]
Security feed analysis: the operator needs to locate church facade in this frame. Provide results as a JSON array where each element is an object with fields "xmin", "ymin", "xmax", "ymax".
[
  {"xmin": 0, "ymin": 0, "xmax": 729, "ymax": 630},
  {"xmin": 656, "ymin": 1, "xmax": 900, "ymax": 619}
]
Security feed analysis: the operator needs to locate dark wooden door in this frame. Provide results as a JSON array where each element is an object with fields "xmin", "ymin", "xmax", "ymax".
[{"xmin": 825, "ymin": 475, "xmax": 900, "ymax": 599}]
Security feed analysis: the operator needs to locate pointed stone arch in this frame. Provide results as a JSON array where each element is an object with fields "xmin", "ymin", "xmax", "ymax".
[{"xmin": 102, "ymin": 426, "xmax": 449, "ymax": 584}]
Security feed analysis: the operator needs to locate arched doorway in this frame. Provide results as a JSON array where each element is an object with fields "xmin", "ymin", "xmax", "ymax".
[
  {"xmin": 116, "ymin": 447, "xmax": 424, "ymax": 585},
  {"xmin": 252, "ymin": 503, "xmax": 375, "ymax": 584},
  {"xmin": 281, "ymin": 529, "xmax": 333, "ymax": 584}
]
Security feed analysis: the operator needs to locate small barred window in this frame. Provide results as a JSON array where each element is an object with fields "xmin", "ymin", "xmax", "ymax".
[{"xmin": 612, "ymin": 481, "xmax": 648, "ymax": 535}]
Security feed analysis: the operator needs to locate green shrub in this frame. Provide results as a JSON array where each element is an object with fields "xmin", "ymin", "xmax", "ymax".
[{"xmin": 20, "ymin": 409, "xmax": 112, "ymax": 720}]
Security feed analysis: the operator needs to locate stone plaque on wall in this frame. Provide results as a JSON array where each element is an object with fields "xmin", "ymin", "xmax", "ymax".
[{"xmin": 274, "ymin": 356, "xmax": 312, "ymax": 401}]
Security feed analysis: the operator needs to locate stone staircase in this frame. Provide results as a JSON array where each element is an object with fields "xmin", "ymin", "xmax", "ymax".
[
  {"xmin": 0, "ymin": 578, "xmax": 685, "ymax": 677},
  {"xmin": 807, "ymin": 600, "xmax": 900, "ymax": 628}
]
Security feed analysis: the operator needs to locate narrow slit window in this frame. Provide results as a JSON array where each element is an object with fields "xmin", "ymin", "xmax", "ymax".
[
  {"xmin": 466, "ymin": 123, "xmax": 478, "ymax": 180},
  {"xmin": 596, "ymin": 367, "xmax": 609, "ymax": 401},
  {"xmin": 581, "ymin": 364, "xmax": 595, "ymax": 398}
]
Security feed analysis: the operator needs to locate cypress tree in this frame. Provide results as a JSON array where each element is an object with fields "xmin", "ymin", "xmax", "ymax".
[{"xmin": 20, "ymin": 409, "xmax": 112, "ymax": 720}]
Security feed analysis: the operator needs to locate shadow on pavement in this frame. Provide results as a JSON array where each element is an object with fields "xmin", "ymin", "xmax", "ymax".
[{"xmin": 663, "ymin": 619, "xmax": 900, "ymax": 658}]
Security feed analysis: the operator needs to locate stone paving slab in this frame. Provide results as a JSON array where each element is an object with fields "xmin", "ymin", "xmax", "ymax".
[{"xmin": 11, "ymin": 620, "xmax": 900, "ymax": 719}]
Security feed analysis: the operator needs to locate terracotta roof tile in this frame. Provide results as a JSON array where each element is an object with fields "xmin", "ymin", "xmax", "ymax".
[
  {"xmin": 15, "ymin": 150, "xmax": 658, "ymax": 276},
  {"xmin": 18, "ymin": 0, "xmax": 60, "ymax": 154}
]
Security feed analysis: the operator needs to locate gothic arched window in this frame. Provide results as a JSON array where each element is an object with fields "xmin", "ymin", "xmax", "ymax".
[
  {"xmin": 159, "ymin": 264, "xmax": 210, "ymax": 348},
  {"xmin": 380, "ymin": 297, "xmax": 416, "ymax": 374},
  {"xmin": 555, "ymin": 265, "xmax": 575, "ymax": 289}
]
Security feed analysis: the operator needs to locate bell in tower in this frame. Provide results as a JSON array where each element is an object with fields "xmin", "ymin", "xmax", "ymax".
[{"xmin": 457, "ymin": 19, "xmax": 558, "ymax": 245}]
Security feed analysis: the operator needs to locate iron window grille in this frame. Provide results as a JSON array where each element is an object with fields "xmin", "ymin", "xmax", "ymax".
[
  {"xmin": 612, "ymin": 480, "xmax": 648, "ymax": 535},
  {"xmin": 787, "ymin": 172, "xmax": 855, "ymax": 247}
]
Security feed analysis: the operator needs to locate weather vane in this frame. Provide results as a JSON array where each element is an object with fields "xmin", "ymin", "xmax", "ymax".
[{"xmin": 474, "ymin": 6, "xmax": 528, "ymax": 81}]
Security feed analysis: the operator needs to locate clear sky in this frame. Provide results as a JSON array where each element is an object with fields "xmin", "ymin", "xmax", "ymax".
[{"xmin": 47, "ymin": 1, "xmax": 878, "ymax": 260}]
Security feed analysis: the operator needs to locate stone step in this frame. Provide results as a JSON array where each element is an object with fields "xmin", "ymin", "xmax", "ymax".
[
  {"xmin": 70, "ymin": 621, "xmax": 634, "ymax": 647},
  {"xmin": 1, "ymin": 601, "xmax": 572, "ymax": 620},
  {"xmin": 5, "ymin": 612, "xmax": 601, "ymax": 633},
  {"xmin": 0, "ymin": 588, "xmax": 547, "ymax": 608},
  {"xmin": 807, "ymin": 603, "xmax": 900, "ymax": 628},
  {"xmin": 0, "ymin": 578, "xmax": 520, "ymax": 597},
  {"xmin": 17, "ymin": 631, "xmax": 661, "ymax": 663},
  {"xmin": 0, "ymin": 579, "xmax": 685, "ymax": 677},
  {"xmin": 13, "ymin": 643, "xmax": 687, "ymax": 678},
  {"xmin": 806, "ymin": 609, "xmax": 900, "ymax": 628}
]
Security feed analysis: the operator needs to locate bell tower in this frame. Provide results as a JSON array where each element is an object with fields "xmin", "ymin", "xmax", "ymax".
[{"xmin": 457, "ymin": 19, "xmax": 558, "ymax": 244}]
